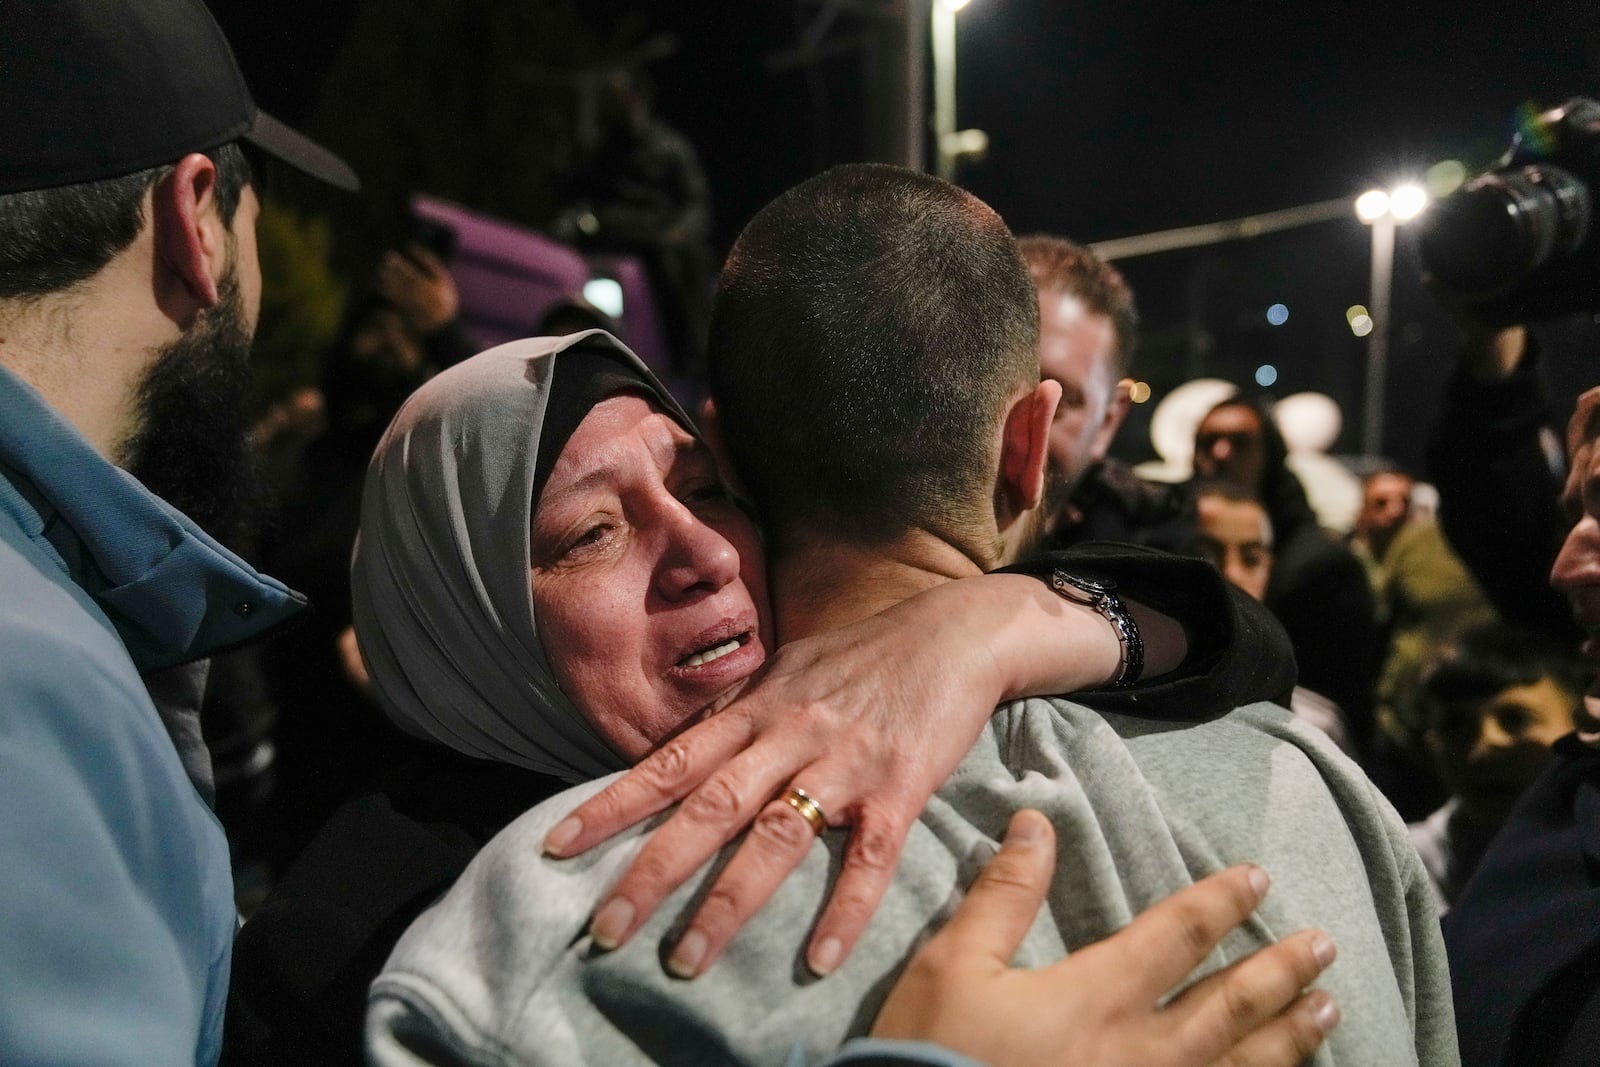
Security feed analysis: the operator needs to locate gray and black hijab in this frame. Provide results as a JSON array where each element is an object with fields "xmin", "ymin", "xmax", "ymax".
[{"xmin": 351, "ymin": 331, "xmax": 696, "ymax": 783}]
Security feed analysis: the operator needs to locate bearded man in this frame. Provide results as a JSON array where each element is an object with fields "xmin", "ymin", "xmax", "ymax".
[{"xmin": 0, "ymin": 1, "xmax": 357, "ymax": 1062}]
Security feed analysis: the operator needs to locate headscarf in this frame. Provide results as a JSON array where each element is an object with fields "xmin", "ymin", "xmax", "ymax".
[{"xmin": 350, "ymin": 331, "xmax": 698, "ymax": 783}]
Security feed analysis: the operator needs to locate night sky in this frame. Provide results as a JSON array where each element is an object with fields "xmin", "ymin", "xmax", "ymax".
[{"xmin": 211, "ymin": 0, "xmax": 1600, "ymax": 468}]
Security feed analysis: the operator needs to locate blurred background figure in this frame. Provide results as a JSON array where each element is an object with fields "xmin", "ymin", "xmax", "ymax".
[
  {"xmin": 1427, "ymin": 318, "xmax": 1583, "ymax": 647},
  {"xmin": 536, "ymin": 296, "xmax": 621, "ymax": 338},
  {"xmin": 231, "ymin": 245, "xmax": 476, "ymax": 879},
  {"xmin": 1351, "ymin": 465, "xmax": 1497, "ymax": 819},
  {"xmin": 1353, "ymin": 468, "xmax": 1416, "ymax": 564},
  {"xmin": 375, "ymin": 242, "xmax": 478, "ymax": 366},
  {"xmin": 1408, "ymin": 622, "xmax": 1585, "ymax": 913},
  {"xmin": 1016, "ymin": 236, "xmax": 1180, "ymax": 549},
  {"xmin": 554, "ymin": 67, "xmax": 713, "ymax": 378},
  {"xmin": 1189, "ymin": 481, "xmax": 1353, "ymax": 755},
  {"xmin": 1191, "ymin": 396, "xmax": 1380, "ymax": 761}
]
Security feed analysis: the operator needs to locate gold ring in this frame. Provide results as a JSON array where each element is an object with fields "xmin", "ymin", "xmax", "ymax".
[{"xmin": 781, "ymin": 787, "xmax": 828, "ymax": 836}]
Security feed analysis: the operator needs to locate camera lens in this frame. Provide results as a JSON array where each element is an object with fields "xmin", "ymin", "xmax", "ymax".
[{"xmin": 1418, "ymin": 164, "xmax": 1591, "ymax": 298}]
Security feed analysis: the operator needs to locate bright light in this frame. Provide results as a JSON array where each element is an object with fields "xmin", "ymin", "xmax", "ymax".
[
  {"xmin": 582, "ymin": 278, "xmax": 624, "ymax": 319},
  {"xmin": 1266, "ymin": 303, "xmax": 1289, "ymax": 326},
  {"xmin": 1355, "ymin": 189, "xmax": 1390, "ymax": 223},
  {"xmin": 1427, "ymin": 160, "xmax": 1467, "ymax": 198},
  {"xmin": 1255, "ymin": 364, "xmax": 1279, "ymax": 387},
  {"xmin": 1128, "ymin": 381, "xmax": 1152, "ymax": 404},
  {"xmin": 938, "ymin": 0, "xmax": 973, "ymax": 10},
  {"xmin": 1390, "ymin": 183, "xmax": 1428, "ymax": 222},
  {"xmin": 1350, "ymin": 314, "xmax": 1374, "ymax": 337},
  {"xmin": 1345, "ymin": 304, "xmax": 1369, "ymax": 324}
]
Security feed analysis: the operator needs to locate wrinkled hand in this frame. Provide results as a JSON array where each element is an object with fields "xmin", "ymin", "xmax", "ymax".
[
  {"xmin": 377, "ymin": 244, "xmax": 459, "ymax": 335},
  {"xmin": 871, "ymin": 810, "xmax": 1341, "ymax": 1067},
  {"xmin": 545, "ymin": 581, "xmax": 1043, "ymax": 978}
]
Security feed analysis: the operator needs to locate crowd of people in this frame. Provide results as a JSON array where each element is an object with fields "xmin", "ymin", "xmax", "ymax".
[{"xmin": 4, "ymin": 3, "xmax": 1600, "ymax": 1067}]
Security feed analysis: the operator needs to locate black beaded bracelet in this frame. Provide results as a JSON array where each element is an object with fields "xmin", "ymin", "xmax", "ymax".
[{"xmin": 1045, "ymin": 569, "xmax": 1145, "ymax": 688}]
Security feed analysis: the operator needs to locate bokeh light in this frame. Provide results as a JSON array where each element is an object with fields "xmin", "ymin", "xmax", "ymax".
[
  {"xmin": 1255, "ymin": 364, "xmax": 1279, "ymax": 387},
  {"xmin": 1354, "ymin": 189, "xmax": 1390, "ymax": 222},
  {"xmin": 1128, "ymin": 381, "xmax": 1152, "ymax": 404},
  {"xmin": 1426, "ymin": 160, "xmax": 1467, "ymax": 198},
  {"xmin": 1390, "ymin": 183, "xmax": 1428, "ymax": 221},
  {"xmin": 1266, "ymin": 303, "xmax": 1289, "ymax": 326},
  {"xmin": 582, "ymin": 278, "xmax": 624, "ymax": 318}
]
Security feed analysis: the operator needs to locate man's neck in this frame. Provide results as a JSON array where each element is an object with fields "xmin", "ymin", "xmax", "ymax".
[
  {"xmin": 0, "ymin": 257, "xmax": 168, "ymax": 462},
  {"xmin": 771, "ymin": 530, "xmax": 993, "ymax": 643}
]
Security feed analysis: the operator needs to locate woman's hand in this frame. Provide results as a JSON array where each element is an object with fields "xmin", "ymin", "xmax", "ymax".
[
  {"xmin": 544, "ymin": 573, "xmax": 1149, "ymax": 977},
  {"xmin": 871, "ymin": 810, "xmax": 1341, "ymax": 1067}
]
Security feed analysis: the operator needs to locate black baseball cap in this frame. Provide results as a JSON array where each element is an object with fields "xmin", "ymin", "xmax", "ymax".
[{"xmin": 0, "ymin": 0, "xmax": 359, "ymax": 195}]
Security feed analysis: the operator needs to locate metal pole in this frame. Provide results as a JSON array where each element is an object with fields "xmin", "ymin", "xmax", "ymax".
[
  {"xmin": 931, "ymin": 2, "xmax": 956, "ymax": 180},
  {"xmin": 1363, "ymin": 215, "xmax": 1395, "ymax": 457},
  {"xmin": 1089, "ymin": 197, "xmax": 1355, "ymax": 261},
  {"xmin": 903, "ymin": 0, "xmax": 926, "ymax": 170}
]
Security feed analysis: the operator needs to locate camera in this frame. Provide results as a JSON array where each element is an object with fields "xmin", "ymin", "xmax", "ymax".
[{"xmin": 1417, "ymin": 97, "xmax": 1600, "ymax": 324}]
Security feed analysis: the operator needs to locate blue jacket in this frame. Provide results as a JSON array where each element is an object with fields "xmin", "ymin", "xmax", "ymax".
[{"xmin": 0, "ymin": 367, "xmax": 303, "ymax": 1066}]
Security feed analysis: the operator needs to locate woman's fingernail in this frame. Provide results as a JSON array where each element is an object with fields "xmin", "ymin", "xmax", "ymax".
[
  {"xmin": 590, "ymin": 898, "xmax": 634, "ymax": 951},
  {"xmin": 544, "ymin": 816, "xmax": 582, "ymax": 856},
  {"xmin": 1313, "ymin": 934, "xmax": 1338, "ymax": 967},
  {"xmin": 809, "ymin": 937, "xmax": 843, "ymax": 976},
  {"xmin": 1314, "ymin": 996, "xmax": 1341, "ymax": 1033},
  {"xmin": 1247, "ymin": 865, "xmax": 1271, "ymax": 900},
  {"xmin": 667, "ymin": 928, "xmax": 708, "ymax": 978}
]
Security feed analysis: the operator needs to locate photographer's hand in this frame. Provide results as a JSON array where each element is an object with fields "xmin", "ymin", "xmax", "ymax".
[
  {"xmin": 1459, "ymin": 324, "xmax": 1527, "ymax": 384},
  {"xmin": 1423, "ymin": 277, "xmax": 1528, "ymax": 383}
]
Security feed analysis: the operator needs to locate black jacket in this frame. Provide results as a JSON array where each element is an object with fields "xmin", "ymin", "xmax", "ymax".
[{"xmin": 1444, "ymin": 735, "xmax": 1600, "ymax": 1067}]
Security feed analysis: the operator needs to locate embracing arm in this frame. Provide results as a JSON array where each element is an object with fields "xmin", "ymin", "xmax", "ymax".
[
  {"xmin": 998, "ymin": 542, "xmax": 1296, "ymax": 713},
  {"xmin": 546, "ymin": 545, "xmax": 1291, "ymax": 977}
]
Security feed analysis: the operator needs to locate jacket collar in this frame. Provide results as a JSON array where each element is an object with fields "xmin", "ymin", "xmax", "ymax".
[{"xmin": 0, "ymin": 365, "xmax": 305, "ymax": 670}]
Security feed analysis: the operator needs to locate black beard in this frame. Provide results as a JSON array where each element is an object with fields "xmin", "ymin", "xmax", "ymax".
[{"xmin": 123, "ymin": 272, "xmax": 259, "ymax": 549}]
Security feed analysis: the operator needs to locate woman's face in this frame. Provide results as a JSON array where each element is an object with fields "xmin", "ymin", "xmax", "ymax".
[{"xmin": 530, "ymin": 392, "xmax": 772, "ymax": 760}]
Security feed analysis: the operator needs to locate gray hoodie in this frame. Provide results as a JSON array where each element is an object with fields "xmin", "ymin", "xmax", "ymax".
[{"xmin": 368, "ymin": 697, "xmax": 1458, "ymax": 1067}]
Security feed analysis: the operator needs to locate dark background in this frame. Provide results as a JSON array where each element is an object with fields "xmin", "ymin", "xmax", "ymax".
[{"xmin": 210, "ymin": 0, "xmax": 1600, "ymax": 471}]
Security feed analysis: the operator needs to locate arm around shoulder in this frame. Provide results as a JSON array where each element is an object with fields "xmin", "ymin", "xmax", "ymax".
[{"xmin": 1001, "ymin": 543, "xmax": 1296, "ymax": 714}]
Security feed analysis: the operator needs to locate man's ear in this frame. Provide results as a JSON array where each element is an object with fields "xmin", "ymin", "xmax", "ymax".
[
  {"xmin": 1000, "ymin": 379, "xmax": 1060, "ymax": 519},
  {"xmin": 1087, "ymin": 377, "xmax": 1134, "ymax": 463},
  {"xmin": 150, "ymin": 153, "xmax": 228, "ymax": 322},
  {"xmin": 698, "ymin": 397, "xmax": 752, "ymax": 501}
]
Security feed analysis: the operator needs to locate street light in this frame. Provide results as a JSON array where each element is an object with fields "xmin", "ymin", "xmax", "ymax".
[
  {"xmin": 931, "ymin": 0, "xmax": 987, "ymax": 181},
  {"xmin": 1356, "ymin": 181, "xmax": 1428, "ymax": 456}
]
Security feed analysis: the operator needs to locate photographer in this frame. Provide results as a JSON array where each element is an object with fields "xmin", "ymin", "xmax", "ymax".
[
  {"xmin": 1419, "ymin": 98, "xmax": 1599, "ymax": 646},
  {"xmin": 1426, "ymin": 319, "xmax": 1578, "ymax": 644},
  {"xmin": 1417, "ymin": 96, "xmax": 1600, "ymax": 1065}
]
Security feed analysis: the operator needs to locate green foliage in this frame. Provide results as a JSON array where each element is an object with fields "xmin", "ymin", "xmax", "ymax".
[{"xmin": 250, "ymin": 200, "xmax": 348, "ymax": 410}]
